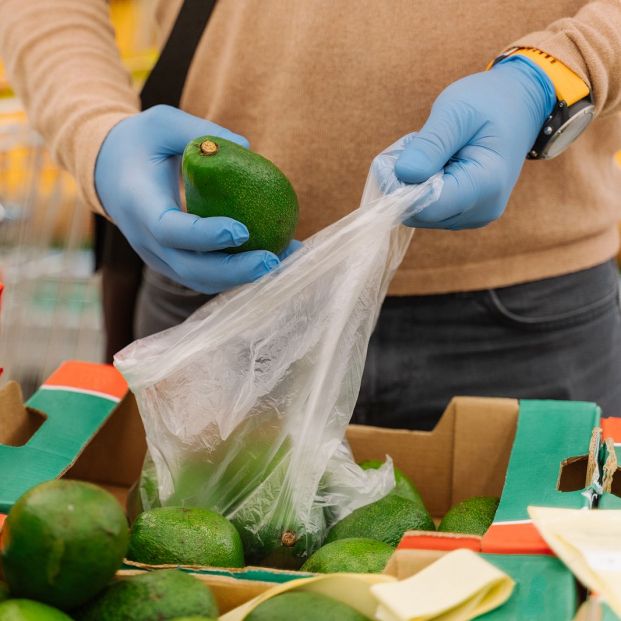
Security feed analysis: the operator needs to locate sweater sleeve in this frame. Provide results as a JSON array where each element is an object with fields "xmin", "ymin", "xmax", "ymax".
[
  {"xmin": 509, "ymin": 0, "xmax": 621, "ymax": 117},
  {"xmin": 0, "ymin": 0, "xmax": 141, "ymax": 214}
]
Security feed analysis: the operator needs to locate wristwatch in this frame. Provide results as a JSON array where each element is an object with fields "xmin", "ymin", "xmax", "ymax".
[{"xmin": 491, "ymin": 47, "xmax": 595, "ymax": 160}]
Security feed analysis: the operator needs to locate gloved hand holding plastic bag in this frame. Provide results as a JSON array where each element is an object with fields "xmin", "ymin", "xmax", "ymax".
[{"xmin": 114, "ymin": 135, "xmax": 443, "ymax": 568}]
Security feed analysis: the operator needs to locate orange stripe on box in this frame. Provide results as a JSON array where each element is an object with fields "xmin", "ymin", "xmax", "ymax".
[
  {"xmin": 602, "ymin": 418, "xmax": 621, "ymax": 442},
  {"xmin": 43, "ymin": 361, "xmax": 128, "ymax": 400},
  {"xmin": 481, "ymin": 522, "xmax": 553, "ymax": 555},
  {"xmin": 398, "ymin": 531, "xmax": 482, "ymax": 552}
]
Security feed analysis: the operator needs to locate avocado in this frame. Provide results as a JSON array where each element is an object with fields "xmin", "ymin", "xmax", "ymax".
[
  {"xmin": 0, "ymin": 600, "xmax": 73, "ymax": 620},
  {"xmin": 245, "ymin": 591, "xmax": 371, "ymax": 621},
  {"xmin": 163, "ymin": 413, "xmax": 322, "ymax": 568},
  {"xmin": 438, "ymin": 496, "xmax": 499, "ymax": 536},
  {"xmin": 128, "ymin": 507, "xmax": 244, "ymax": 567},
  {"xmin": 127, "ymin": 454, "xmax": 161, "ymax": 523},
  {"xmin": 0, "ymin": 480, "xmax": 129, "ymax": 610},
  {"xmin": 359, "ymin": 460, "xmax": 427, "ymax": 508},
  {"xmin": 182, "ymin": 136, "xmax": 298, "ymax": 254},
  {"xmin": 0, "ymin": 583, "xmax": 8, "ymax": 604},
  {"xmin": 75, "ymin": 569, "xmax": 218, "ymax": 621},
  {"xmin": 325, "ymin": 494, "xmax": 435, "ymax": 547},
  {"xmin": 300, "ymin": 538, "xmax": 393, "ymax": 574},
  {"xmin": 231, "ymin": 499, "xmax": 325, "ymax": 570},
  {"xmin": 168, "ymin": 412, "xmax": 290, "ymax": 513}
]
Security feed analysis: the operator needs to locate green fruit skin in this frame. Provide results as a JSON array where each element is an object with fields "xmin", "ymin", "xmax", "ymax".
[
  {"xmin": 0, "ymin": 583, "xmax": 9, "ymax": 604},
  {"xmin": 359, "ymin": 460, "xmax": 426, "ymax": 507},
  {"xmin": 300, "ymin": 537, "xmax": 393, "ymax": 574},
  {"xmin": 128, "ymin": 507, "xmax": 244, "ymax": 568},
  {"xmin": 127, "ymin": 455, "xmax": 162, "ymax": 524},
  {"xmin": 75, "ymin": 569, "xmax": 218, "ymax": 621},
  {"xmin": 168, "ymin": 414, "xmax": 289, "ymax": 513},
  {"xmin": 163, "ymin": 414, "xmax": 323, "ymax": 569},
  {"xmin": 438, "ymin": 496, "xmax": 500, "ymax": 536},
  {"xmin": 0, "ymin": 599, "xmax": 73, "ymax": 621},
  {"xmin": 170, "ymin": 618, "xmax": 217, "ymax": 621},
  {"xmin": 182, "ymin": 135, "xmax": 299, "ymax": 255},
  {"xmin": 235, "ymin": 514, "xmax": 324, "ymax": 570},
  {"xmin": 245, "ymin": 592, "xmax": 371, "ymax": 621},
  {"xmin": 1, "ymin": 480, "xmax": 129, "ymax": 610},
  {"xmin": 325, "ymin": 495, "xmax": 435, "ymax": 548}
]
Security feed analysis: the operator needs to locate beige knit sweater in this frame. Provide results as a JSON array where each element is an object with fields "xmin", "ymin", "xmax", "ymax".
[{"xmin": 1, "ymin": 0, "xmax": 620, "ymax": 294}]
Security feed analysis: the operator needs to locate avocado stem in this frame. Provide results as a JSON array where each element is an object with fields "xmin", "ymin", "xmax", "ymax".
[{"xmin": 200, "ymin": 140, "xmax": 219, "ymax": 155}]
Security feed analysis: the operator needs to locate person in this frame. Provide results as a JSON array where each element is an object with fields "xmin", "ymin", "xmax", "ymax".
[{"xmin": 0, "ymin": 0, "xmax": 619, "ymax": 430}]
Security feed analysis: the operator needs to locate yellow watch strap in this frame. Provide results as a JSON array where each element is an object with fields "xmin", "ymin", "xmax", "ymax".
[{"xmin": 502, "ymin": 47, "xmax": 590, "ymax": 106}]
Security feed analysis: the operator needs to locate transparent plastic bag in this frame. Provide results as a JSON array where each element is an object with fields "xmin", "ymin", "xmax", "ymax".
[{"xmin": 115, "ymin": 135, "xmax": 442, "ymax": 567}]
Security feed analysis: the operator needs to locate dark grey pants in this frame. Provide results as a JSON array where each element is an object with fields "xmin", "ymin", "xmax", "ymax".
[{"xmin": 135, "ymin": 260, "xmax": 621, "ymax": 430}]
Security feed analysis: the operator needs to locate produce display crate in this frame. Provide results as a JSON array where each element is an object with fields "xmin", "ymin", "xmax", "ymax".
[{"xmin": 0, "ymin": 361, "xmax": 614, "ymax": 620}]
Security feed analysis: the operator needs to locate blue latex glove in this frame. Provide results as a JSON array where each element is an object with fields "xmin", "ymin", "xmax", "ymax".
[
  {"xmin": 95, "ymin": 104, "xmax": 295, "ymax": 293},
  {"xmin": 394, "ymin": 56, "xmax": 556, "ymax": 230}
]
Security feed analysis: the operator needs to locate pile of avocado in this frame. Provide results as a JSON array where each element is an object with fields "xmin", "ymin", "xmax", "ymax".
[
  {"xmin": 0, "ymin": 480, "xmax": 219, "ymax": 621},
  {"xmin": 127, "ymin": 457, "xmax": 498, "ymax": 575},
  {"xmin": 0, "ymin": 465, "xmax": 499, "ymax": 620}
]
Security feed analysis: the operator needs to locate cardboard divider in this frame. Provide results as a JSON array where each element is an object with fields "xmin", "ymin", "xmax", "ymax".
[
  {"xmin": 599, "ymin": 418, "xmax": 621, "ymax": 508},
  {"xmin": 397, "ymin": 531, "xmax": 481, "ymax": 552},
  {"xmin": 0, "ymin": 362, "xmax": 134, "ymax": 512},
  {"xmin": 481, "ymin": 400, "xmax": 600, "ymax": 555},
  {"xmin": 64, "ymin": 393, "xmax": 146, "ymax": 502},
  {"xmin": 347, "ymin": 396, "xmax": 518, "ymax": 518},
  {"xmin": 43, "ymin": 360, "xmax": 128, "ymax": 400},
  {"xmin": 559, "ymin": 455, "xmax": 593, "ymax": 492},
  {"xmin": 0, "ymin": 382, "xmax": 46, "ymax": 446}
]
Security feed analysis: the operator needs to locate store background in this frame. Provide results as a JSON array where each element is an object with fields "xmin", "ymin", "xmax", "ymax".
[
  {"xmin": 0, "ymin": 0, "xmax": 619, "ymax": 398},
  {"xmin": 0, "ymin": 0, "xmax": 157, "ymax": 396}
]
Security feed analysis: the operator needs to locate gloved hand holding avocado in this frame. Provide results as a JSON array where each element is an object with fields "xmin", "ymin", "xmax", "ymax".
[{"xmin": 95, "ymin": 104, "xmax": 299, "ymax": 294}]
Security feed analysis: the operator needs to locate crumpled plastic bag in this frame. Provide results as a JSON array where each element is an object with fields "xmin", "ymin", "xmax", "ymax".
[{"xmin": 114, "ymin": 134, "xmax": 443, "ymax": 568}]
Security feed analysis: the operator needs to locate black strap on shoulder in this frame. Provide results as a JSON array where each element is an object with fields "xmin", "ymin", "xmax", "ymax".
[
  {"xmin": 95, "ymin": 0, "xmax": 217, "ymax": 360},
  {"xmin": 139, "ymin": 0, "xmax": 218, "ymax": 109}
]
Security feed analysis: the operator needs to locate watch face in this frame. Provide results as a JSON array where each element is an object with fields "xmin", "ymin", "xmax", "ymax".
[{"xmin": 543, "ymin": 105, "xmax": 595, "ymax": 159}]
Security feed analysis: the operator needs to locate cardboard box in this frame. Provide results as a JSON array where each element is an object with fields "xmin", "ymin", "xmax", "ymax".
[
  {"xmin": 599, "ymin": 418, "xmax": 621, "ymax": 509},
  {"xmin": 118, "ymin": 549, "xmax": 581, "ymax": 619},
  {"xmin": 0, "ymin": 361, "xmax": 143, "ymax": 516},
  {"xmin": 384, "ymin": 549, "xmax": 578, "ymax": 620},
  {"xmin": 396, "ymin": 400, "xmax": 600, "ymax": 555},
  {"xmin": 0, "ymin": 362, "xmax": 601, "ymax": 560}
]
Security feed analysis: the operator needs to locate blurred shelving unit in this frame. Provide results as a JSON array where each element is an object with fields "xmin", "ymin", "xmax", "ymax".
[{"xmin": 0, "ymin": 0, "xmax": 157, "ymax": 396}]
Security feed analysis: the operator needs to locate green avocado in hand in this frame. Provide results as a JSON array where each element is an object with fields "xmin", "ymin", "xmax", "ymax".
[{"xmin": 182, "ymin": 136, "xmax": 299, "ymax": 255}]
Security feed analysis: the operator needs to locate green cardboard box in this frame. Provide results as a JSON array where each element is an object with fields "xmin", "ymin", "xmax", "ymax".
[
  {"xmin": 0, "ymin": 361, "xmax": 144, "ymax": 517},
  {"xmin": 384, "ymin": 549, "xmax": 578, "ymax": 620},
  {"xmin": 481, "ymin": 400, "xmax": 601, "ymax": 554},
  {"xmin": 599, "ymin": 420, "xmax": 621, "ymax": 509}
]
